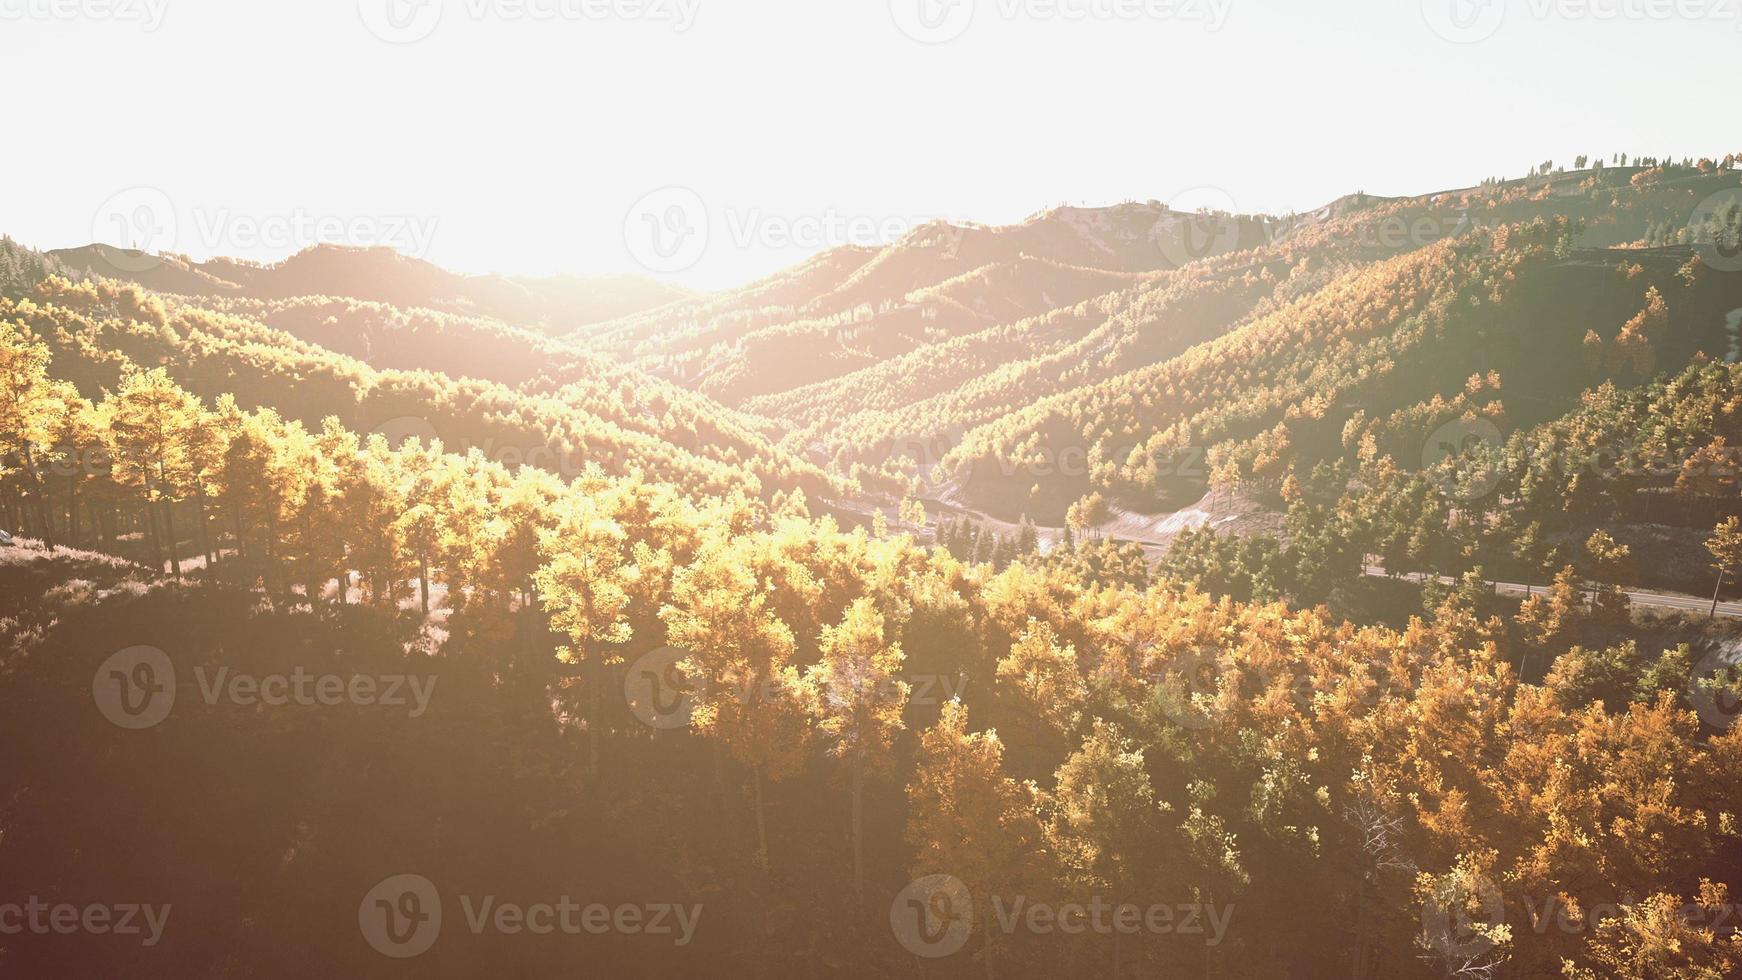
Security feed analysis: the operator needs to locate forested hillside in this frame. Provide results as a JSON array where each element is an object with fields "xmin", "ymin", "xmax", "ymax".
[{"xmin": 5, "ymin": 153, "xmax": 1742, "ymax": 980}]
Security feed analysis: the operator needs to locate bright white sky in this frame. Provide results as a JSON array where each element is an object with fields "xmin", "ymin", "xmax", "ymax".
[{"xmin": 4, "ymin": 0, "xmax": 1734, "ymax": 288}]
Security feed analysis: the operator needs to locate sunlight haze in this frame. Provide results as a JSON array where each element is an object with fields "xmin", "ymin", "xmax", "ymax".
[{"xmin": 4, "ymin": 0, "xmax": 1734, "ymax": 287}]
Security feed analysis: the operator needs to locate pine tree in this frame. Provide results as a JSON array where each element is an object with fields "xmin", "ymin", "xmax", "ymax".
[
  {"xmin": 1705, "ymin": 517, "xmax": 1742, "ymax": 617},
  {"xmin": 103, "ymin": 368, "xmax": 202, "ymax": 576}
]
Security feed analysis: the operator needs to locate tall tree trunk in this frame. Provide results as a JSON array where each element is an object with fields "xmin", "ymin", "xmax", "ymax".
[
  {"xmin": 419, "ymin": 557, "xmax": 430, "ymax": 615},
  {"xmin": 982, "ymin": 906, "xmax": 996, "ymax": 980},
  {"xmin": 587, "ymin": 644, "xmax": 601, "ymax": 775},
  {"xmin": 66, "ymin": 483, "xmax": 79, "ymax": 549},
  {"xmin": 851, "ymin": 756, "xmax": 865, "ymax": 913},
  {"xmin": 194, "ymin": 485, "xmax": 214, "ymax": 566},
  {"xmin": 1712, "ymin": 568, "xmax": 1727, "ymax": 618},
  {"xmin": 752, "ymin": 764, "xmax": 770, "ymax": 871},
  {"xmin": 162, "ymin": 498, "xmax": 181, "ymax": 578},
  {"xmin": 143, "ymin": 499, "xmax": 163, "ymax": 573}
]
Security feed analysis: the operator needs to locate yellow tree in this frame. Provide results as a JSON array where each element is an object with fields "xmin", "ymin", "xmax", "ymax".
[
  {"xmin": 994, "ymin": 617, "xmax": 1087, "ymax": 764},
  {"xmin": 102, "ymin": 368, "xmax": 201, "ymax": 576},
  {"xmin": 335, "ymin": 434, "xmax": 408, "ymax": 608},
  {"xmin": 534, "ymin": 492, "xmax": 638, "ymax": 774},
  {"xmin": 1563, "ymin": 881, "xmax": 1742, "ymax": 979},
  {"xmin": 41, "ymin": 381, "xmax": 100, "ymax": 549},
  {"xmin": 808, "ymin": 597, "xmax": 909, "ymax": 908},
  {"xmin": 1047, "ymin": 720, "xmax": 1161, "ymax": 978},
  {"xmin": 906, "ymin": 700, "xmax": 1052, "ymax": 978},
  {"xmin": 389, "ymin": 436, "xmax": 446, "ymax": 616},
  {"xmin": 180, "ymin": 399, "xmax": 229, "ymax": 568},
  {"xmin": 1514, "ymin": 565, "xmax": 1582, "ymax": 679},
  {"xmin": 1705, "ymin": 517, "xmax": 1742, "ymax": 617},
  {"xmin": 0, "ymin": 322, "xmax": 59, "ymax": 546},
  {"xmin": 662, "ymin": 538, "xmax": 813, "ymax": 870},
  {"xmin": 1584, "ymin": 530, "xmax": 1633, "ymax": 627}
]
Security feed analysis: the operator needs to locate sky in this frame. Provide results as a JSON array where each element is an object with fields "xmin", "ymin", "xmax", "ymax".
[{"xmin": 3, "ymin": 0, "xmax": 1736, "ymax": 289}]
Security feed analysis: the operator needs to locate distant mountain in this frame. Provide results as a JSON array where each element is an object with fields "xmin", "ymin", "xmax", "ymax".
[
  {"xmin": 48, "ymin": 242, "xmax": 691, "ymax": 334},
  {"xmin": 575, "ymin": 201, "xmax": 1276, "ymax": 403}
]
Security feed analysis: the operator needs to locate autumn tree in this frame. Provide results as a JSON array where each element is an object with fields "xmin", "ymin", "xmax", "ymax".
[
  {"xmin": 662, "ymin": 538, "xmax": 814, "ymax": 869},
  {"xmin": 103, "ymin": 368, "xmax": 202, "ymax": 576},
  {"xmin": 808, "ymin": 597, "xmax": 908, "ymax": 908},
  {"xmin": 535, "ymin": 492, "xmax": 639, "ymax": 773},
  {"xmin": 1705, "ymin": 517, "xmax": 1742, "ymax": 617},
  {"xmin": 906, "ymin": 700, "xmax": 1052, "ymax": 978}
]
